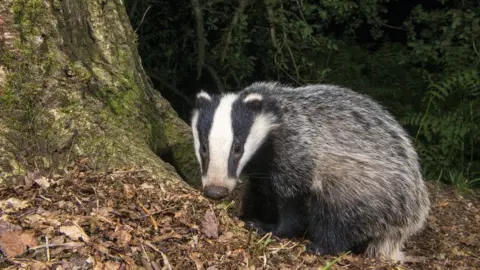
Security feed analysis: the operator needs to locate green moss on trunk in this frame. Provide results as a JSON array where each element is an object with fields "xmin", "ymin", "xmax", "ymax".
[{"xmin": 0, "ymin": 0, "xmax": 200, "ymax": 187}]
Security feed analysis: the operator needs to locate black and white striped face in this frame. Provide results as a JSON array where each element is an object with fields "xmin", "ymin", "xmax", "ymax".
[{"xmin": 191, "ymin": 91, "xmax": 277, "ymax": 200}]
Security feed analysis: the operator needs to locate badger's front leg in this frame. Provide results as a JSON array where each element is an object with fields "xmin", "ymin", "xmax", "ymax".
[
  {"xmin": 243, "ymin": 197, "xmax": 306, "ymax": 238},
  {"xmin": 269, "ymin": 196, "xmax": 307, "ymax": 238}
]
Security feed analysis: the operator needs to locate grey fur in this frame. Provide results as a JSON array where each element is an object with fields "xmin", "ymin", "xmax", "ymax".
[{"xmin": 194, "ymin": 81, "xmax": 430, "ymax": 261}]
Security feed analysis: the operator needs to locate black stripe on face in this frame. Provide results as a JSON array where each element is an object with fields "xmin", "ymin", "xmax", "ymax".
[
  {"xmin": 195, "ymin": 95, "xmax": 221, "ymax": 175},
  {"xmin": 228, "ymin": 95, "xmax": 263, "ymax": 177}
]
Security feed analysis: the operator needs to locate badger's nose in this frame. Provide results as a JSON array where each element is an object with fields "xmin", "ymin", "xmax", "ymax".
[{"xmin": 203, "ymin": 185, "xmax": 229, "ymax": 200}]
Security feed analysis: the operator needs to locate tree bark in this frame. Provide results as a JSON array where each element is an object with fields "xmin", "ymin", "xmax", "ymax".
[{"xmin": 0, "ymin": 0, "xmax": 200, "ymax": 187}]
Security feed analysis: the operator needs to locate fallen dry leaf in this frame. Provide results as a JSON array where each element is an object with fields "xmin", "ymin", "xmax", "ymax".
[
  {"xmin": 32, "ymin": 262, "xmax": 49, "ymax": 270},
  {"xmin": 78, "ymin": 157, "xmax": 90, "ymax": 165},
  {"xmin": 139, "ymin": 183, "xmax": 154, "ymax": 189},
  {"xmin": 459, "ymin": 235, "xmax": 478, "ymax": 246},
  {"xmin": 93, "ymin": 260, "xmax": 122, "ymax": 270},
  {"xmin": 439, "ymin": 201, "xmax": 449, "ymax": 207},
  {"xmin": 188, "ymin": 252, "xmax": 204, "ymax": 270},
  {"xmin": 0, "ymin": 198, "xmax": 30, "ymax": 213},
  {"xmin": 24, "ymin": 213, "xmax": 61, "ymax": 227},
  {"xmin": 59, "ymin": 225, "xmax": 90, "ymax": 243},
  {"xmin": 218, "ymin": 232, "xmax": 233, "ymax": 243},
  {"xmin": 111, "ymin": 224, "xmax": 132, "ymax": 247},
  {"xmin": 24, "ymin": 170, "xmax": 43, "ymax": 189},
  {"xmin": 123, "ymin": 184, "xmax": 136, "ymax": 199},
  {"xmin": 0, "ymin": 229, "xmax": 37, "ymax": 258},
  {"xmin": 0, "ymin": 161, "xmax": 478, "ymax": 269},
  {"xmin": 201, "ymin": 209, "xmax": 219, "ymax": 239},
  {"xmin": 34, "ymin": 176, "xmax": 53, "ymax": 189},
  {"xmin": 0, "ymin": 221, "xmax": 22, "ymax": 235}
]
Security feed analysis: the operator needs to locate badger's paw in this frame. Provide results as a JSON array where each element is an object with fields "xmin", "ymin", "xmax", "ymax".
[
  {"xmin": 305, "ymin": 242, "xmax": 343, "ymax": 256},
  {"xmin": 305, "ymin": 243, "xmax": 327, "ymax": 255},
  {"xmin": 242, "ymin": 219, "xmax": 275, "ymax": 236}
]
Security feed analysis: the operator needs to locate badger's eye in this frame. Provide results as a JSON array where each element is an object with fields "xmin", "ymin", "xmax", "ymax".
[{"xmin": 233, "ymin": 142, "xmax": 241, "ymax": 154}]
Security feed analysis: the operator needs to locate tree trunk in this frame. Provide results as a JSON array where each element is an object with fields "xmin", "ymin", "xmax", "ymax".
[{"xmin": 0, "ymin": 0, "xmax": 200, "ymax": 187}]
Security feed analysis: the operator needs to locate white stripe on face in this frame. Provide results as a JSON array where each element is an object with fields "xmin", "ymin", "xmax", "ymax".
[
  {"xmin": 190, "ymin": 110, "xmax": 202, "ymax": 170},
  {"xmin": 236, "ymin": 113, "xmax": 278, "ymax": 177},
  {"xmin": 206, "ymin": 93, "xmax": 238, "ymax": 188}
]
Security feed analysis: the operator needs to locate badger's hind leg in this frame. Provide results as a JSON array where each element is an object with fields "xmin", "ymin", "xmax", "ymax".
[
  {"xmin": 365, "ymin": 231, "xmax": 407, "ymax": 262},
  {"xmin": 305, "ymin": 212, "xmax": 366, "ymax": 256},
  {"xmin": 304, "ymin": 196, "xmax": 375, "ymax": 256}
]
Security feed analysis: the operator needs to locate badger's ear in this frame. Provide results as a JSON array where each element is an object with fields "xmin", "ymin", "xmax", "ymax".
[
  {"xmin": 195, "ymin": 90, "xmax": 212, "ymax": 108},
  {"xmin": 243, "ymin": 93, "xmax": 263, "ymax": 112}
]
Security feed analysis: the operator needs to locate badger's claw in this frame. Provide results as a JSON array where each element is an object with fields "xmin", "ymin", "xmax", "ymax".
[
  {"xmin": 305, "ymin": 242, "xmax": 329, "ymax": 255},
  {"xmin": 243, "ymin": 219, "xmax": 275, "ymax": 236}
]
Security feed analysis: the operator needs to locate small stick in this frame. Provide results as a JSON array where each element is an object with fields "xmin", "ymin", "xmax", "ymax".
[
  {"xmin": 28, "ymin": 242, "xmax": 85, "ymax": 250},
  {"xmin": 45, "ymin": 236, "xmax": 50, "ymax": 262},
  {"xmin": 134, "ymin": 6, "xmax": 151, "ymax": 33},
  {"xmin": 72, "ymin": 193, "xmax": 85, "ymax": 209},
  {"xmin": 160, "ymin": 251, "xmax": 173, "ymax": 270},
  {"xmin": 92, "ymin": 214, "xmax": 116, "ymax": 225},
  {"xmin": 137, "ymin": 201, "xmax": 158, "ymax": 231},
  {"xmin": 72, "ymin": 221, "xmax": 90, "ymax": 243},
  {"xmin": 247, "ymin": 225, "xmax": 253, "ymax": 249},
  {"xmin": 137, "ymin": 206, "xmax": 177, "ymax": 218},
  {"xmin": 144, "ymin": 242, "xmax": 173, "ymax": 270},
  {"xmin": 111, "ymin": 169, "xmax": 147, "ymax": 174},
  {"xmin": 140, "ymin": 242, "xmax": 150, "ymax": 263},
  {"xmin": 90, "ymin": 185, "xmax": 99, "ymax": 213},
  {"xmin": 38, "ymin": 194, "xmax": 52, "ymax": 202},
  {"xmin": 144, "ymin": 241, "xmax": 161, "ymax": 253}
]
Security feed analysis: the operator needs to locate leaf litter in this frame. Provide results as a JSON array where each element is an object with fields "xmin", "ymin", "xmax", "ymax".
[{"xmin": 0, "ymin": 158, "xmax": 478, "ymax": 269}]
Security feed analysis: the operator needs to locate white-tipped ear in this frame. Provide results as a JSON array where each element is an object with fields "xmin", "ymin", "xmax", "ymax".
[
  {"xmin": 196, "ymin": 90, "xmax": 212, "ymax": 101},
  {"xmin": 243, "ymin": 93, "xmax": 263, "ymax": 103}
]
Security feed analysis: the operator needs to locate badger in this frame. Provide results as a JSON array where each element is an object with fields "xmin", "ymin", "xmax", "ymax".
[{"xmin": 190, "ymin": 81, "xmax": 430, "ymax": 261}]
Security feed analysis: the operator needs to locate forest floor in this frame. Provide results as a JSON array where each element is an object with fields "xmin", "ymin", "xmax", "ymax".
[{"xmin": 0, "ymin": 159, "xmax": 479, "ymax": 270}]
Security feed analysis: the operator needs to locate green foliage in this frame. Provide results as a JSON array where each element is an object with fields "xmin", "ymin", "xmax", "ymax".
[
  {"xmin": 124, "ymin": 0, "xmax": 480, "ymax": 188},
  {"xmin": 401, "ymin": 70, "xmax": 480, "ymax": 188}
]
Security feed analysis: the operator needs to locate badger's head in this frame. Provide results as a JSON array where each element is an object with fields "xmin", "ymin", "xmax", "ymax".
[{"xmin": 190, "ymin": 90, "xmax": 278, "ymax": 200}]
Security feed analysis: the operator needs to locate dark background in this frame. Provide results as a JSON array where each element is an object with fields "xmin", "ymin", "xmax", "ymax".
[{"xmin": 124, "ymin": 0, "xmax": 480, "ymax": 188}]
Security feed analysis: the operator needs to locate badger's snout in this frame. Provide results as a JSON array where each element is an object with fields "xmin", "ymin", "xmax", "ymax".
[{"xmin": 204, "ymin": 185, "xmax": 229, "ymax": 200}]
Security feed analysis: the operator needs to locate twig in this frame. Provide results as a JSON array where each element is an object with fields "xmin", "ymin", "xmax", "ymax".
[
  {"xmin": 72, "ymin": 193, "xmax": 85, "ymax": 209},
  {"xmin": 160, "ymin": 251, "xmax": 173, "ymax": 270},
  {"xmin": 137, "ymin": 201, "xmax": 159, "ymax": 231},
  {"xmin": 38, "ymin": 194, "xmax": 52, "ymax": 202},
  {"xmin": 144, "ymin": 241, "xmax": 161, "ymax": 253},
  {"xmin": 221, "ymin": 0, "xmax": 250, "ymax": 63},
  {"xmin": 73, "ymin": 221, "xmax": 90, "ymax": 243},
  {"xmin": 473, "ymin": 40, "xmax": 480, "ymax": 57},
  {"xmin": 91, "ymin": 185, "xmax": 99, "ymax": 213},
  {"xmin": 134, "ymin": 5, "xmax": 152, "ymax": 33},
  {"xmin": 91, "ymin": 213, "xmax": 116, "ymax": 225},
  {"xmin": 111, "ymin": 169, "xmax": 147, "ymax": 174},
  {"xmin": 191, "ymin": 0, "xmax": 206, "ymax": 79},
  {"xmin": 247, "ymin": 224, "xmax": 253, "ymax": 249},
  {"xmin": 204, "ymin": 64, "xmax": 224, "ymax": 93},
  {"xmin": 379, "ymin": 21, "xmax": 407, "ymax": 31},
  {"xmin": 265, "ymin": 0, "xmax": 278, "ymax": 49},
  {"xmin": 128, "ymin": 0, "xmax": 139, "ymax": 18},
  {"xmin": 45, "ymin": 236, "xmax": 50, "ymax": 262},
  {"xmin": 140, "ymin": 242, "xmax": 150, "ymax": 263},
  {"xmin": 283, "ymin": 30, "xmax": 300, "ymax": 81},
  {"xmin": 28, "ymin": 242, "xmax": 85, "ymax": 250},
  {"xmin": 138, "ymin": 205, "xmax": 177, "ymax": 218}
]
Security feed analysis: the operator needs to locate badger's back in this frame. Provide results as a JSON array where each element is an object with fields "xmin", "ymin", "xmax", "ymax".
[
  {"xmin": 193, "ymin": 81, "xmax": 430, "ymax": 260},
  {"xmin": 242, "ymin": 82, "xmax": 430, "ymax": 231}
]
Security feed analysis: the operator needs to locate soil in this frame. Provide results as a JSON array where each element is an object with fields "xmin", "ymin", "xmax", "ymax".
[{"xmin": 0, "ymin": 160, "xmax": 479, "ymax": 270}]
